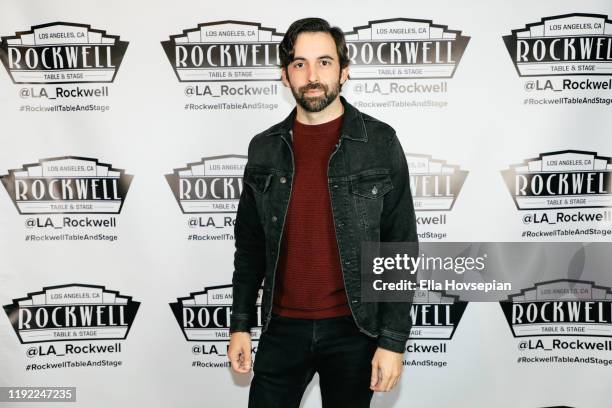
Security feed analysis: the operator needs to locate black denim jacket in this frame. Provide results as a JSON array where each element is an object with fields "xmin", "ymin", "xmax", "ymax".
[{"xmin": 230, "ymin": 96, "xmax": 418, "ymax": 353}]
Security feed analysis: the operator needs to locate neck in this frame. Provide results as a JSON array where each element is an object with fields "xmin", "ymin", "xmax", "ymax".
[{"xmin": 295, "ymin": 96, "xmax": 344, "ymax": 125}]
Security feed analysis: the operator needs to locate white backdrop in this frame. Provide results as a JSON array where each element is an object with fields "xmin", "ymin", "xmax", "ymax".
[{"xmin": 1, "ymin": 0, "xmax": 612, "ymax": 407}]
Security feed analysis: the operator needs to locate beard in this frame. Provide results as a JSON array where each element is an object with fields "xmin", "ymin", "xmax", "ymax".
[{"xmin": 289, "ymin": 80, "xmax": 341, "ymax": 113}]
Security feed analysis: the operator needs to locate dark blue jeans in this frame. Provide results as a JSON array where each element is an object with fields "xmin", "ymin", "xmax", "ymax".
[{"xmin": 248, "ymin": 312, "xmax": 378, "ymax": 408}]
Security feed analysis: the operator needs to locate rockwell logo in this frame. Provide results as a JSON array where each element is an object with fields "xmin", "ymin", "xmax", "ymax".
[
  {"xmin": 161, "ymin": 21, "xmax": 283, "ymax": 82},
  {"xmin": 503, "ymin": 13, "xmax": 612, "ymax": 77},
  {"xmin": 0, "ymin": 22, "xmax": 128, "ymax": 84},
  {"xmin": 3, "ymin": 284, "xmax": 140, "ymax": 344},
  {"xmin": 1, "ymin": 156, "xmax": 133, "ymax": 214},
  {"xmin": 170, "ymin": 284, "xmax": 262, "ymax": 341},
  {"xmin": 165, "ymin": 155, "xmax": 246, "ymax": 214},
  {"xmin": 501, "ymin": 150, "xmax": 612, "ymax": 210},
  {"xmin": 500, "ymin": 279, "xmax": 612, "ymax": 337},
  {"xmin": 344, "ymin": 18, "xmax": 470, "ymax": 79},
  {"xmin": 409, "ymin": 290, "xmax": 467, "ymax": 340},
  {"xmin": 407, "ymin": 154, "xmax": 468, "ymax": 211}
]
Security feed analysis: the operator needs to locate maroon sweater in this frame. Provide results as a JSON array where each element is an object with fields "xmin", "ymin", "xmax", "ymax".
[{"xmin": 272, "ymin": 114, "xmax": 352, "ymax": 319}]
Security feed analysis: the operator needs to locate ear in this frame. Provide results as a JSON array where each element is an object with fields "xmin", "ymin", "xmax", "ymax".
[
  {"xmin": 281, "ymin": 67, "xmax": 290, "ymax": 88},
  {"xmin": 340, "ymin": 65, "xmax": 349, "ymax": 85}
]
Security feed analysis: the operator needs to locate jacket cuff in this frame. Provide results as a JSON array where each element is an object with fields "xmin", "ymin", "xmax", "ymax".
[
  {"xmin": 377, "ymin": 334, "xmax": 407, "ymax": 354},
  {"xmin": 229, "ymin": 313, "xmax": 252, "ymax": 333}
]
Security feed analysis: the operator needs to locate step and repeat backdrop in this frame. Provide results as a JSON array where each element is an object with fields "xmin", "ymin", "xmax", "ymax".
[{"xmin": 1, "ymin": 0, "xmax": 611, "ymax": 407}]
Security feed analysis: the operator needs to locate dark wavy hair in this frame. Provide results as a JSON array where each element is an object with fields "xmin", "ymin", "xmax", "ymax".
[{"xmin": 279, "ymin": 18, "xmax": 349, "ymax": 71}]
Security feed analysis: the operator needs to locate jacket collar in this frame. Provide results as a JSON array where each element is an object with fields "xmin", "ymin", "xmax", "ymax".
[{"xmin": 266, "ymin": 96, "xmax": 368, "ymax": 142}]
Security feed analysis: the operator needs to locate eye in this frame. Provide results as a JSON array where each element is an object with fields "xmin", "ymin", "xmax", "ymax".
[
  {"xmin": 293, "ymin": 62, "xmax": 304, "ymax": 69},
  {"xmin": 320, "ymin": 60, "xmax": 331, "ymax": 66}
]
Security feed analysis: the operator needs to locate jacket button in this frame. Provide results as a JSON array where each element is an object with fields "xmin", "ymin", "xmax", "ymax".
[
  {"xmin": 345, "ymin": 260, "xmax": 351, "ymax": 265},
  {"xmin": 280, "ymin": 177, "xmax": 287, "ymax": 184},
  {"xmin": 333, "ymin": 184, "xmax": 338, "ymax": 189},
  {"xmin": 271, "ymin": 215, "xmax": 278, "ymax": 222},
  {"xmin": 371, "ymin": 185, "xmax": 378, "ymax": 195}
]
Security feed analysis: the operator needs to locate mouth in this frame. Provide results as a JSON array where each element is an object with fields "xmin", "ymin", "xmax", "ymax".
[{"xmin": 304, "ymin": 88, "xmax": 323, "ymax": 95}]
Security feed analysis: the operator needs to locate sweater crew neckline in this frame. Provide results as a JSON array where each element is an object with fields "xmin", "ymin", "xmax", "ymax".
[{"xmin": 293, "ymin": 114, "xmax": 344, "ymax": 135}]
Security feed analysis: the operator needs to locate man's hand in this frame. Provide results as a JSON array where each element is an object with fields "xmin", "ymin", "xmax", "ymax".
[
  {"xmin": 370, "ymin": 347, "xmax": 403, "ymax": 392},
  {"xmin": 228, "ymin": 331, "xmax": 252, "ymax": 373}
]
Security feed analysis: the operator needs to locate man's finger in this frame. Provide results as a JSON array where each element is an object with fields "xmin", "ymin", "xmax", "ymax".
[
  {"xmin": 379, "ymin": 367, "xmax": 392, "ymax": 391},
  {"xmin": 370, "ymin": 360, "xmax": 379, "ymax": 388},
  {"xmin": 389, "ymin": 369, "xmax": 402, "ymax": 391},
  {"xmin": 388, "ymin": 375, "xmax": 399, "ymax": 391},
  {"xmin": 228, "ymin": 350, "xmax": 242, "ymax": 373},
  {"xmin": 241, "ymin": 349, "xmax": 252, "ymax": 371},
  {"xmin": 392, "ymin": 372, "xmax": 402, "ymax": 389},
  {"xmin": 229, "ymin": 348, "xmax": 248, "ymax": 373}
]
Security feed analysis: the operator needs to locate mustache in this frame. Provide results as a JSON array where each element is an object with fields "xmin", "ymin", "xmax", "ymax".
[{"xmin": 299, "ymin": 83, "xmax": 326, "ymax": 92}]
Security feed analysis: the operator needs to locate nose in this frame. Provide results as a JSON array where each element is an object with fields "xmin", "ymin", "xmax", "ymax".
[{"xmin": 307, "ymin": 64, "xmax": 319, "ymax": 83}]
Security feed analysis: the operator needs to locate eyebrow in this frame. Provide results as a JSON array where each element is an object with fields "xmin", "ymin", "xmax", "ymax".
[{"xmin": 292, "ymin": 55, "xmax": 335, "ymax": 62}]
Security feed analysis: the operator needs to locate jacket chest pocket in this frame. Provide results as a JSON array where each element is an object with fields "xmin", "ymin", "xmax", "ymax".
[
  {"xmin": 350, "ymin": 172, "xmax": 393, "ymax": 237},
  {"xmin": 244, "ymin": 169, "xmax": 273, "ymax": 224}
]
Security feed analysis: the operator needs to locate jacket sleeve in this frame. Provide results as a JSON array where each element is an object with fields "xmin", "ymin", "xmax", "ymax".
[
  {"xmin": 377, "ymin": 131, "xmax": 419, "ymax": 353},
  {"xmin": 230, "ymin": 142, "xmax": 267, "ymax": 333}
]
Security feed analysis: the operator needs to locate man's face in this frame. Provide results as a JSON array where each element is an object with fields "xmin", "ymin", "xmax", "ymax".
[{"xmin": 281, "ymin": 32, "xmax": 349, "ymax": 113}]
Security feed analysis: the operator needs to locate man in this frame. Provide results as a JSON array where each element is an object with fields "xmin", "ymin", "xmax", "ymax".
[{"xmin": 228, "ymin": 17, "xmax": 418, "ymax": 407}]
